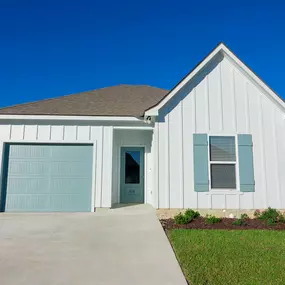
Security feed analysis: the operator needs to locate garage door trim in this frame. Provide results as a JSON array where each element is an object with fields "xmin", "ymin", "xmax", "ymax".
[{"xmin": 0, "ymin": 142, "xmax": 96, "ymax": 212}]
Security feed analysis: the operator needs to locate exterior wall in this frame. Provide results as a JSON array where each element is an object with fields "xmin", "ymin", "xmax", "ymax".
[
  {"xmin": 112, "ymin": 129, "xmax": 153, "ymax": 205},
  {"xmin": 0, "ymin": 121, "xmax": 114, "ymax": 209},
  {"xmin": 154, "ymin": 56, "xmax": 285, "ymax": 210}
]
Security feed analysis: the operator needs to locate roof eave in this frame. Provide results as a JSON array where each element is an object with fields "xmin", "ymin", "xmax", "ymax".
[
  {"xmin": 0, "ymin": 114, "xmax": 144, "ymax": 122},
  {"xmin": 145, "ymin": 43, "xmax": 225, "ymax": 116},
  {"xmin": 145, "ymin": 42, "xmax": 285, "ymax": 116}
]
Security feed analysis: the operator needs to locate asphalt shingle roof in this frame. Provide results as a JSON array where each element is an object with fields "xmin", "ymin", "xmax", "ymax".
[{"xmin": 0, "ymin": 85, "xmax": 168, "ymax": 117}]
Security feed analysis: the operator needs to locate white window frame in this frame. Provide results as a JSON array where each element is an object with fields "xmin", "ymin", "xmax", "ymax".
[{"xmin": 208, "ymin": 134, "xmax": 240, "ymax": 192}]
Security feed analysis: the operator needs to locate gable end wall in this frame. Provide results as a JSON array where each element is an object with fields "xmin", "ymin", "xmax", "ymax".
[{"xmin": 153, "ymin": 56, "xmax": 285, "ymax": 210}]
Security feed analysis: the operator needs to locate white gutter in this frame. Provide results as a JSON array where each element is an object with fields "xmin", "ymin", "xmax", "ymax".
[
  {"xmin": 113, "ymin": 126, "xmax": 153, "ymax": 130},
  {"xmin": 0, "ymin": 115, "xmax": 143, "ymax": 122}
]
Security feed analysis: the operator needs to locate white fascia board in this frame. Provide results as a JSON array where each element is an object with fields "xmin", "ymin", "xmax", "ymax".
[
  {"xmin": 145, "ymin": 43, "xmax": 285, "ymax": 116},
  {"xmin": 0, "ymin": 115, "xmax": 142, "ymax": 122},
  {"xmin": 222, "ymin": 45, "xmax": 285, "ymax": 110},
  {"xmin": 145, "ymin": 43, "xmax": 224, "ymax": 116},
  {"xmin": 113, "ymin": 126, "xmax": 153, "ymax": 130}
]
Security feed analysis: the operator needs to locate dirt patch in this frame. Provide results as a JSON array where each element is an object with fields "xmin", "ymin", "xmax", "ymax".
[{"xmin": 161, "ymin": 217, "xmax": 285, "ymax": 230}]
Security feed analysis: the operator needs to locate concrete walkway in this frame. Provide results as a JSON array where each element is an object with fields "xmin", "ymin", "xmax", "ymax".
[{"xmin": 0, "ymin": 205, "xmax": 187, "ymax": 285}]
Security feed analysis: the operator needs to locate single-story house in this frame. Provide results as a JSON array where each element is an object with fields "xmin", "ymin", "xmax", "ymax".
[{"xmin": 0, "ymin": 42, "xmax": 284, "ymax": 212}]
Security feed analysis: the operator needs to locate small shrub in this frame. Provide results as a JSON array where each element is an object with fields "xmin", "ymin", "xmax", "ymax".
[
  {"xmin": 184, "ymin": 209, "xmax": 200, "ymax": 220},
  {"xmin": 232, "ymin": 218, "xmax": 244, "ymax": 226},
  {"xmin": 240, "ymin": 213, "xmax": 249, "ymax": 220},
  {"xmin": 174, "ymin": 209, "xmax": 201, "ymax": 225},
  {"xmin": 174, "ymin": 213, "xmax": 188, "ymax": 225},
  {"xmin": 279, "ymin": 214, "xmax": 285, "ymax": 223},
  {"xmin": 259, "ymin": 207, "xmax": 281, "ymax": 223},
  {"xmin": 254, "ymin": 209, "xmax": 261, "ymax": 218},
  {"xmin": 205, "ymin": 215, "xmax": 221, "ymax": 224},
  {"xmin": 267, "ymin": 218, "xmax": 277, "ymax": 226}
]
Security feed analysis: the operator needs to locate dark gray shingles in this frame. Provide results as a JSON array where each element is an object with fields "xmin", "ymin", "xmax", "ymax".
[{"xmin": 0, "ymin": 85, "xmax": 168, "ymax": 117}]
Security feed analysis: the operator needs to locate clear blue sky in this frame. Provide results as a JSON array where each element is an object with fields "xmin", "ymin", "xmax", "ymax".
[{"xmin": 0, "ymin": 0, "xmax": 284, "ymax": 107}]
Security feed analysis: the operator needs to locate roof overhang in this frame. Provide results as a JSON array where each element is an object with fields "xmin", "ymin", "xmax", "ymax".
[
  {"xmin": 0, "ymin": 115, "xmax": 143, "ymax": 122},
  {"xmin": 145, "ymin": 43, "xmax": 285, "ymax": 116}
]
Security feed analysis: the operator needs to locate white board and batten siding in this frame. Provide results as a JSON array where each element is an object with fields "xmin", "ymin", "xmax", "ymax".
[
  {"xmin": 153, "ymin": 56, "xmax": 285, "ymax": 210},
  {"xmin": 0, "ymin": 123, "xmax": 113, "ymax": 209}
]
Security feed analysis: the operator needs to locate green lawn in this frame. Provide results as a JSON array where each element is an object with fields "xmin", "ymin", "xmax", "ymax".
[{"xmin": 168, "ymin": 229, "xmax": 285, "ymax": 285}]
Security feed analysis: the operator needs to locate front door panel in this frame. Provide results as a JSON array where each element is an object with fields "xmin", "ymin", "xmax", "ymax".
[{"xmin": 120, "ymin": 147, "xmax": 144, "ymax": 203}]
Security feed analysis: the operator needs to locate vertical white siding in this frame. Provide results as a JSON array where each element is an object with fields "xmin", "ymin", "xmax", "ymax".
[
  {"xmin": 169, "ymin": 102, "xmax": 181, "ymax": 208},
  {"xmin": 157, "ymin": 120, "xmax": 167, "ymax": 208},
  {"xmin": 183, "ymin": 90, "xmax": 197, "ymax": 208},
  {"xmin": 155, "ymin": 56, "xmax": 285, "ymax": 209},
  {"xmin": 64, "ymin": 126, "xmax": 77, "ymax": 141},
  {"xmin": 37, "ymin": 125, "xmax": 51, "ymax": 141},
  {"xmin": 11, "ymin": 125, "xmax": 24, "ymax": 140},
  {"xmin": 208, "ymin": 66, "xmax": 223, "ymax": 131},
  {"xmin": 50, "ymin": 126, "xmax": 64, "ymax": 140},
  {"xmin": 0, "ymin": 123, "xmax": 114, "ymax": 209},
  {"xmin": 23, "ymin": 125, "xmax": 37, "ymax": 140}
]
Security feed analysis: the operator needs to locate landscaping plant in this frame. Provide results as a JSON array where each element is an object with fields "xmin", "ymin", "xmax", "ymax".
[
  {"xmin": 254, "ymin": 209, "xmax": 261, "ymax": 218},
  {"xmin": 174, "ymin": 213, "xmax": 190, "ymax": 225},
  {"xmin": 184, "ymin": 209, "xmax": 200, "ymax": 220},
  {"xmin": 258, "ymin": 207, "xmax": 281, "ymax": 222},
  {"xmin": 232, "ymin": 218, "xmax": 244, "ymax": 226},
  {"xmin": 205, "ymin": 215, "xmax": 221, "ymax": 224},
  {"xmin": 174, "ymin": 209, "xmax": 200, "ymax": 225},
  {"xmin": 240, "ymin": 213, "xmax": 249, "ymax": 220},
  {"xmin": 232, "ymin": 213, "xmax": 249, "ymax": 226}
]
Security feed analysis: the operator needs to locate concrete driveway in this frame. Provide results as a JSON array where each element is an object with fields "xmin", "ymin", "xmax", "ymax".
[{"xmin": 0, "ymin": 205, "xmax": 187, "ymax": 285}]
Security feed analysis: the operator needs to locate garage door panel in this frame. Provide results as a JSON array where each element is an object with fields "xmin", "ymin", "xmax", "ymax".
[
  {"xmin": 50, "ymin": 145, "xmax": 92, "ymax": 160},
  {"xmin": 48, "ymin": 194, "xmax": 90, "ymax": 211},
  {"xmin": 50, "ymin": 178, "xmax": 91, "ymax": 194},
  {"xmin": 8, "ymin": 161, "xmax": 50, "ymax": 175},
  {"xmin": 3, "ymin": 144, "xmax": 93, "ymax": 212},
  {"xmin": 7, "ymin": 178, "xmax": 49, "ymax": 194},
  {"xmin": 50, "ymin": 161, "xmax": 92, "ymax": 176},
  {"xmin": 5, "ymin": 194, "xmax": 90, "ymax": 212},
  {"xmin": 5, "ymin": 195, "xmax": 50, "ymax": 211},
  {"xmin": 9, "ymin": 145, "xmax": 51, "ymax": 159}
]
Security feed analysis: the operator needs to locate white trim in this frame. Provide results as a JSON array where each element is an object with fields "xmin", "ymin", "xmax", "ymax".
[
  {"xmin": 0, "ymin": 142, "xmax": 6, "ymax": 207},
  {"xmin": 207, "ymin": 134, "xmax": 240, "ymax": 192},
  {"xmin": 0, "ymin": 140, "xmax": 96, "ymax": 212},
  {"xmin": 2, "ymin": 139, "xmax": 95, "ymax": 144},
  {"xmin": 145, "ymin": 43, "xmax": 285, "ymax": 116},
  {"xmin": 146, "ymin": 44, "xmax": 223, "ymax": 116},
  {"xmin": 118, "ymin": 145, "xmax": 147, "ymax": 204},
  {"xmin": 155, "ymin": 122, "xmax": 159, "ymax": 208},
  {"xmin": 0, "ymin": 115, "xmax": 143, "ymax": 122},
  {"xmin": 91, "ymin": 141, "xmax": 97, "ymax": 212},
  {"xmin": 113, "ymin": 126, "xmax": 153, "ymax": 130}
]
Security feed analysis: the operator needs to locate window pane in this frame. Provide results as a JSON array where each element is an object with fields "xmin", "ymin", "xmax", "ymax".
[
  {"xmin": 125, "ymin": 151, "xmax": 140, "ymax": 184},
  {"xmin": 211, "ymin": 164, "xmax": 236, "ymax": 189},
  {"xmin": 210, "ymin": 136, "xmax": 236, "ymax": 161}
]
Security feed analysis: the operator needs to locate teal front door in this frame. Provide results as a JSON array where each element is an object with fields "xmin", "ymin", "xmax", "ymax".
[{"xmin": 120, "ymin": 147, "xmax": 144, "ymax": 203}]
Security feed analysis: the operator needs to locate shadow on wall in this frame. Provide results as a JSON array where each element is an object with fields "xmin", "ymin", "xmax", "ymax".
[{"xmin": 157, "ymin": 52, "xmax": 223, "ymax": 123}]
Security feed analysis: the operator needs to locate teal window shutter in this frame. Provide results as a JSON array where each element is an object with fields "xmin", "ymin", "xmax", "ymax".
[
  {"xmin": 238, "ymin": 134, "xmax": 255, "ymax": 192},
  {"xmin": 193, "ymin": 134, "xmax": 209, "ymax": 192}
]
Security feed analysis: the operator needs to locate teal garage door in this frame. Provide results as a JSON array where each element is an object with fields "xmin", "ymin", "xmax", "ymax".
[{"xmin": 1, "ymin": 144, "xmax": 93, "ymax": 212}]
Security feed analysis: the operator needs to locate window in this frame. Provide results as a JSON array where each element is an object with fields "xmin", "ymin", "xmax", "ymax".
[
  {"xmin": 209, "ymin": 136, "xmax": 236, "ymax": 189},
  {"xmin": 125, "ymin": 151, "xmax": 140, "ymax": 184}
]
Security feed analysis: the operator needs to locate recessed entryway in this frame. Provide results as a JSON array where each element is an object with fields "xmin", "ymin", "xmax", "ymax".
[
  {"xmin": 120, "ymin": 147, "xmax": 144, "ymax": 203},
  {"xmin": 1, "ymin": 143, "xmax": 93, "ymax": 212}
]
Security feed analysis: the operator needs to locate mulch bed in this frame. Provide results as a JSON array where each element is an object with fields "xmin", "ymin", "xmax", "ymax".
[{"xmin": 161, "ymin": 217, "xmax": 285, "ymax": 230}]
